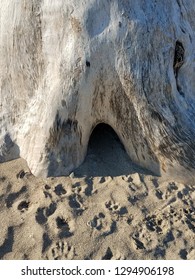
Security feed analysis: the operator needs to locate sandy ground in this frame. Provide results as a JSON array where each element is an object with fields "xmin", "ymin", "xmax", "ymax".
[{"xmin": 0, "ymin": 125, "xmax": 195, "ymax": 260}]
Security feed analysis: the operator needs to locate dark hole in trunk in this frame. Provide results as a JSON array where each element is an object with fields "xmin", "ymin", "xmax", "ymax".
[
  {"xmin": 173, "ymin": 40, "xmax": 184, "ymax": 78},
  {"xmin": 74, "ymin": 123, "xmax": 152, "ymax": 177}
]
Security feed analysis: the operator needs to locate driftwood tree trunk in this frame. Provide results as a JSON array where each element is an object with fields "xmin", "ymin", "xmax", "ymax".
[{"xmin": 0, "ymin": 0, "xmax": 195, "ymax": 182}]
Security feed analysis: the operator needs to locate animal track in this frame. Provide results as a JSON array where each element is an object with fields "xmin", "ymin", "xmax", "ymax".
[
  {"xmin": 17, "ymin": 200, "xmax": 30, "ymax": 212},
  {"xmin": 43, "ymin": 191, "xmax": 52, "ymax": 199},
  {"xmin": 0, "ymin": 176, "xmax": 6, "ymax": 182},
  {"xmin": 128, "ymin": 195, "xmax": 139, "ymax": 205},
  {"xmin": 35, "ymin": 207, "xmax": 47, "ymax": 225},
  {"xmin": 72, "ymin": 185, "xmax": 82, "ymax": 194},
  {"xmin": 163, "ymin": 230, "xmax": 175, "ymax": 246},
  {"xmin": 46, "ymin": 241, "xmax": 75, "ymax": 260},
  {"xmin": 69, "ymin": 194, "xmax": 81, "ymax": 208},
  {"xmin": 54, "ymin": 184, "xmax": 66, "ymax": 196},
  {"xmin": 84, "ymin": 177, "xmax": 93, "ymax": 196},
  {"xmin": 6, "ymin": 183, "xmax": 12, "ymax": 193},
  {"xmin": 99, "ymin": 177, "xmax": 106, "ymax": 184},
  {"xmin": 155, "ymin": 189, "xmax": 163, "ymax": 200},
  {"xmin": 87, "ymin": 213, "xmax": 105, "ymax": 230},
  {"xmin": 0, "ymin": 227, "xmax": 14, "ymax": 259},
  {"xmin": 87, "ymin": 212, "xmax": 116, "ymax": 236},
  {"xmin": 42, "ymin": 232, "xmax": 52, "ymax": 253},
  {"xmin": 164, "ymin": 182, "xmax": 178, "ymax": 199},
  {"xmin": 154, "ymin": 245, "xmax": 166, "ymax": 258},
  {"xmin": 179, "ymin": 249, "xmax": 188, "ymax": 259},
  {"xmin": 45, "ymin": 202, "xmax": 57, "ymax": 217},
  {"xmin": 35, "ymin": 202, "xmax": 57, "ymax": 225},
  {"xmin": 183, "ymin": 208, "xmax": 195, "ymax": 233},
  {"xmin": 105, "ymin": 200, "xmax": 128, "ymax": 216},
  {"xmin": 5, "ymin": 186, "xmax": 27, "ymax": 208},
  {"xmin": 43, "ymin": 184, "xmax": 67, "ymax": 199},
  {"xmin": 177, "ymin": 185, "xmax": 195, "ymax": 206},
  {"xmin": 102, "ymin": 247, "xmax": 113, "ymax": 260},
  {"xmin": 44, "ymin": 184, "xmax": 51, "ymax": 190},
  {"xmin": 132, "ymin": 236, "xmax": 146, "ymax": 250},
  {"xmin": 16, "ymin": 170, "xmax": 26, "ymax": 179},
  {"xmin": 68, "ymin": 194, "xmax": 84, "ymax": 214},
  {"xmin": 145, "ymin": 215, "xmax": 163, "ymax": 234},
  {"xmin": 56, "ymin": 216, "xmax": 73, "ymax": 238}
]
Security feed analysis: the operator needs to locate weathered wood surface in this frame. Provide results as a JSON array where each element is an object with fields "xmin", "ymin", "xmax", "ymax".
[{"xmin": 0, "ymin": 0, "xmax": 195, "ymax": 182}]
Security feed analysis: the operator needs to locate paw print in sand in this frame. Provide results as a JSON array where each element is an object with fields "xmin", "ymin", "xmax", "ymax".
[
  {"xmin": 46, "ymin": 241, "xmax": 75, "ymax": 260},
  {"xmin": 105, "ymin": 200, "xmax": 128, "ymax": 216},
  {"xmin": 87, "ymin": 212, "xmax": 116, "ymax": 236}
]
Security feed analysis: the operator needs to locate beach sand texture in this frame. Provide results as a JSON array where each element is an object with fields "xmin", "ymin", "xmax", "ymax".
[{"xmin": 0, "ymin": 126, "xmax": 194, "ymax": 260}]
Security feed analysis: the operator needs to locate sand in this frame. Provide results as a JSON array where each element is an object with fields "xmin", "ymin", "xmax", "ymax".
[{"xmin": 0, "ymin": 126, "xmax": 195, "ymax": 260}]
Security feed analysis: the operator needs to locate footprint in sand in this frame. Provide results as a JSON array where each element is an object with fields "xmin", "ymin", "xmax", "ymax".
[
  {"xmin": 5, "ymin": 186, "xmax": 27, "ymax": 208},
  {"xmin": 179, "ymin": 249, "xmax": 188, "ymax": 260},
  {"xmin": 16, "ymin": 169, "xmax": 32, "ymax": 179},
  {"xmin": 128, "ymin": 195, "xmax": 139, "ymax": 205},
  {"xmin": 132, "ymin": 236, "xmax": 146, "ymax": 250},
  {"xmin": 42, "ymin": 232, "xmax": 52, "ymax": 254},
  {"xmin": 0, "ymin": 227, "xmax": 14, "ymax": 259},
  {"xmin": 84, "ymin": 177, "xmax": 94, "ymax": 196},
  {"xmin": 72, "ymin": 185, "xmax": 82, "ymax": 195},
  {"xmin": 155, "ymin": 189, "xmax": 163, "ymax": 200},
  {"xmin": 87, "ymin": 212, "xmax": 116, "ymax": 236},
  {"xmin": 45, "ymin": 202, "xmax": 57, "ymax": 217},
  {"xmin": 68, "ymin": 194, "xmax": 85, "ymax": 214},
  {"xmin": 163, "ymin": 230, "xmax": 175, "ymax": 247},
  {"xmin": 54, "ymin": 184, "xmax": 67, "ymax": 196},
  {"xmin": 43, "ymin": 184, "xmax": 53, "ymax": 199},
  {"xmin": 72, "ymin": 178, "xmax": 97, "ymax": 196},
  {"xmin": 183, "ymin": 208, "xmax": 195, "ymax": 233},
  {"xmin": 145, "ymin": 215, "xmax": 163, "ymax": 234},
  {"xmin": 154, "ymin": 245, "xmax": 166, "ymax": 258},
  {"xmin": 105, "ymin": 200, "xmax": 128, "ymax": 216},
  {"xmin": 177, "ymin": 185, "xmax": 195, "ymax": 206},
  {"xmin": 87, "ymin": 213, "xmax": 105, "ymax": 230},
  {"xmin": 35, "ymin": 207, "xmax": 48, "ymax": 225},
  {"xmin": 99, "ymin": 177, "xmax": 106, "ymax": 184},
  {"xmin": 98, "ymin": 176, "xmax": 113, "ymax": 185},
  {"xmin": 56, "ymin": 216, "xmax": 74, "ymax": 238},
  {"xmin": 43, "ymin": 184, "xmax": 67, "ymax": 199},
  {"xmin": 97, "ymin": 246, "xmax": 125, "ymax": 260},
  {"xmin": 102, "ymin": 247, "xmax": 113, "ymax": 260},
  {"xmin": 17, "ymin": 200, "xmax": 30, "ymax": 212},
  {"xmin": 6, "ymin": 182, "xmax": 12, "ymax": 193},
  {"xmin": 46, "ymin": 241, "xmax": 75, "ymax": 260},
  {"xmin": 0, "ymin": 176, "xmax": 6, "ymax": 183},
  {"xmin": 43, "ymin": 190, "xmax": 52, "ymax": 199},
  {"xmin": 164, "ymin": 182, "xmax": 178, "ymax": 199},
  {"xmin": 44, "ymin": 185, "xmax": 51, "ymax": 190},
  {"xmin": 35, "ymin": 202, "xmax": 57, "ymax": 225}
]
